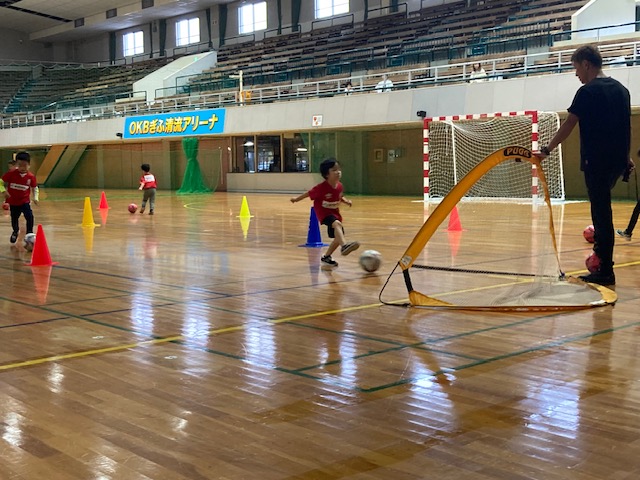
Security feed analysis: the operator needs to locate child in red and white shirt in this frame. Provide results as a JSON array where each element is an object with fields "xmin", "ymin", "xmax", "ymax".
[
  {"xmin": 0, "ymin": 151, "xmax": 38, "ymax": 244},
  {"xmin": 290, "ymin": 158, "xmax": 359, "ymax": 267},
  {"xmin": 139, "ymin": 163, "xmax": 157, "ymax": 215}
]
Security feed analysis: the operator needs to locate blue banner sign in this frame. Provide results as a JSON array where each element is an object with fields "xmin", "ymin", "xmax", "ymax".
[{"xmin": 123, "ymin": 109, "xmax": 226, "ymax": 139}]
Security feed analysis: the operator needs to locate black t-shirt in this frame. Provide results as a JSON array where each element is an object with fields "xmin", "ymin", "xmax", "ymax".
[{"xmin": 567, "ymin": 76, "xmax": 630, "ymax": 173}]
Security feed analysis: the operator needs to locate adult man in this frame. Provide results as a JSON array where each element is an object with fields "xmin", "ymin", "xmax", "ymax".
[{"xmin": 536, "ymin": 45, "xmax": 631, "ymax": 286}]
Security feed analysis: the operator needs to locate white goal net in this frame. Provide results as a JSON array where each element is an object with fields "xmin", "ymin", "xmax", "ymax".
[{"xmin": 423, "ymin": 111, "xmax": 565, "ymax": 201}]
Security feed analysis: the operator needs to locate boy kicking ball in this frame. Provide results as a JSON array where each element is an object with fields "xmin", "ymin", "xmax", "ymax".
[{"xmin": 291, "ymin": 157, "xmax": 359, "ymax": 267}]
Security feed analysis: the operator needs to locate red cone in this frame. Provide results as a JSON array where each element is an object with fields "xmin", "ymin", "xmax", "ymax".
[
  {"xmin": 98, "ymin": 191, "xmax": 110, "ymax": 209},
  {"xmin": 447, "ymin": 206, "xmax": 463, "ymax": 232},
  {"xmin": 32, "ymin": 265, "xmax": 52, "ymax": 304},
  {"xmin": 27, "ymin": 224, "xmax": 58, "ymax": 267}
]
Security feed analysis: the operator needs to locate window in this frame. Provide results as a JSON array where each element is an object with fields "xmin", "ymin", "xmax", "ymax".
[
  {"xmin": 284, "ymin": 133, "xmax": 310, "ymax": 172},
  {"xmin": 123, "ymin": 31, "xmax": 144, "ymax": 57},
  {"xmin": 239, "ymin": 2, "xmax": 267, "ymax": 35},
  {"xmin": 315, "ymin": 0, "xmax": 349, "ymax": 19},
  {"xmin": 176, "ymin": 17, "xmax": 200, "ymax": 46},
  {"xmin": 234, "ymin": 135, "xmax": 285, "ymax": 173}
]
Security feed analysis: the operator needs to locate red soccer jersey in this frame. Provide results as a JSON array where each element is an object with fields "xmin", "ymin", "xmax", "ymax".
[
  {"xmin": 2, "ymin": 170, "xmax": 37, "ymax": 206},
  {"xmin": 309, "ymin": 180, "xmax": 343, "ymax": 223},
  {"xmin": 140, "ymin": 173, "xmax": 157, "ymax": 189}
]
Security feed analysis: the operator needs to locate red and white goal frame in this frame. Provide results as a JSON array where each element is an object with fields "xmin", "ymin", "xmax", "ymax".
[{"xmin": 422, "ymin": 110, "xmax": 563, "ymax": 202}]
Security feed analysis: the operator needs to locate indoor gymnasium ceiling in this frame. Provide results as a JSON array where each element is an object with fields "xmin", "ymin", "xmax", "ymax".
[{"xmin": 0, "ymin": 0, "xmax": 234, "ymax": 42}]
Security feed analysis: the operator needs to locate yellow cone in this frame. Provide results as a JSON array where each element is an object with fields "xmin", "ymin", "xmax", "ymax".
[
  {"xmin": 237, "ymin": 196, "xmax": 253, "ymax": 218},
  {"xmin": 80, "ymin": 197, "xmax": 98, "ymax": 227},
  {"xmin": 82, "ymin": 226, "xmax": 95, "ymax": 253},
  {"xmin": 239, "ymin": 216, "xmax": 251, "ymax": 240}
]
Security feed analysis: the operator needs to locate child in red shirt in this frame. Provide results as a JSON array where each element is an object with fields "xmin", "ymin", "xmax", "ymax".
[
  {"xmin": 291, "ymin": 158, "xmax": 359, "ymax": 267},
  {"xmin": 138, "ymin": 163, "xmax": 157, "ymax": 215},
  {"xmin": 0, "ymin": 151, "xmax": 39, "ymax": 244}
]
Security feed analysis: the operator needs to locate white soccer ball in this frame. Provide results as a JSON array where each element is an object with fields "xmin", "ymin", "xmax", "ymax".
[
  {"xmin": 24, "ymin": 233, "xmax": 36, "ymax": 252},
  {"xmin": 359, "ymin": 250, "xmax": 382, "ymax": 273}
]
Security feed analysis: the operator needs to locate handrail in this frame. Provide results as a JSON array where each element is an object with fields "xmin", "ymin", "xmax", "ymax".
[
  {"xmin": 172, "ymin": 41, "xmax": 212, "ymax": 57},
  {"xmin": 311, "ymin": 13, "xmax": 354, "ymax": 31},
  {"xmin": 4, "ymin": 39, "xmax": 639, "ymax": 129}
]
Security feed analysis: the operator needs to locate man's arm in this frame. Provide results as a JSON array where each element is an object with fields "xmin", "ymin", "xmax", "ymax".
[{"xmin": 537, "ymin": 113, "xmax": 579, "ymax": 157}]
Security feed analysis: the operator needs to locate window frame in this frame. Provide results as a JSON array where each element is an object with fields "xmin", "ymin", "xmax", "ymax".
[
  {"xmin": 123, "ymin": 30, "xmax": 144, "ymax": 57},
  {"xmin": 176, "ymin": 17, "xmax": 201, "ymax": 46},
  {"xmin": 239, "ymin": 1, "xmax": 267, "ymax": 35}
]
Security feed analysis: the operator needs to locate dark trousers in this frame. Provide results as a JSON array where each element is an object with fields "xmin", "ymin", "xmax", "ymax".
[
  {"xmin": 9, "ymin": 203, "xmax": 34, "ymax": 234},
  {"xmin": 584, "ymin": 169, "xmax": 622, "ymax": 274},
  {"xmin": 626, "ymin": 200, "xmax": 640, "ymax": 234}
]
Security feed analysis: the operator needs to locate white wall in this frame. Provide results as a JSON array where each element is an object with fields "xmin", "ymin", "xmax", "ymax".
[
  {"xmin": 0, "ymin": 27, "xmax": 52, "ymax": 62},
  {"xmin": 2, "ymin": 65, "xmax": 640, "ymax": 148},
  {"xmin": 572, "ymin": 0, "xmax": 637, "ymax": 39},
  {"xmin": 134, "ymin": 51, "xmax": 218, "ymax": 100}
]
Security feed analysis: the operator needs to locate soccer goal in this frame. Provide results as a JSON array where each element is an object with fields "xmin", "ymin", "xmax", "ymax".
[
  {"xmin": 379, "ymin": 146, "xmax": 616, "ymax": 311},
  {"xmin": 423, "ymin": 111, "xmax": 565, "ymax": 202}
]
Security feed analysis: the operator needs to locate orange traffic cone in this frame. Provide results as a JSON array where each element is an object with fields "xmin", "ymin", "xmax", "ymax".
[
  {"xmin": 447, "ymin": 206, "xmax": 463, "ymax": 232},
  {"xmin": 27, "ymin": 224, "xmax": 58, "ymax": 267},
  {"xmin": 32, "ymin": 265, "xmax": 52, "ymax": 304},
  {"xmin": 98, "ymin": 191, "xmax": 110, "ymax": 209},
  {"xmin": 99, "ymin": 207, "xmax": 109, "ymax": 226}
]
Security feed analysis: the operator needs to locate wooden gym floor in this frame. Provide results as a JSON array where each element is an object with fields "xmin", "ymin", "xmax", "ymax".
[{"xmin": 0, "ymin": 189, "xmax": 639, "ymax": 479}]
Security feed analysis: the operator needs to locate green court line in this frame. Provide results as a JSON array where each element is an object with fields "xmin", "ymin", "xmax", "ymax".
[{"xmin": 361, "ymin": 321, "xmax": 638, "ymax": 393}]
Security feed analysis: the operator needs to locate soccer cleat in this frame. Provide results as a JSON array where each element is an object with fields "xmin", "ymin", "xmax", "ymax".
[
  {"xmin": 340, "ymin": 241, "xmax": 360, "ymax": 256},
  {"xmin": 321, "ymin": 255, "xmax": 338, "ymax": 267},
  {"xmin": 616, "ymin": 229, "xmax": 632, "ymax": 241},
  {"xmin": 139, "ymin": 208, "xmax": 145, "ymax": 214},
  {"xmin": 578, "ymin": 271, "xmax": 615, "ymax": 286},
  {"xmin": 9, "ymin": 231, "xmax": 18, "ymax": 244}
]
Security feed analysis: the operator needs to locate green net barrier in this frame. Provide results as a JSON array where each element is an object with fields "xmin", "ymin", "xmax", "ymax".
[{"xmin": 177, "ymin": 137, "xmax": 213, "ymax": 195}]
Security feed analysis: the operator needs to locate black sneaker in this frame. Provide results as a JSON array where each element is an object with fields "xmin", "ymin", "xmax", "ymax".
[
  {"xmin": 321, "ymin": 255, "xmax": 338, "ymax": 267},
  {"xmin": 9, "ymin": 231, "xmax": 17, "ymax": 244},
  {"xmin": 578, "ymin": 271, "xmax": 615, "ymax": 286},
  {"xmin": 616, "ymin": 229, "xmax": 632, "ymax": 241},
  {"xmin": 340, "ymin": 241, "xmax": 360, "ymax": 256}
]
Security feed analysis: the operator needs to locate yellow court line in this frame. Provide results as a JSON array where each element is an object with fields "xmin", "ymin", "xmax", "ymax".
[
  {"xmin": 0, "ymin": 338, "xmax": 170, "ymax": 371},
  {"xmin": 0, "ymin": 304, "xmax": 387, "ymax": 371},
  {"xmin": 2, "ymin": 259, "xmax": 636, "ymax": 371}
]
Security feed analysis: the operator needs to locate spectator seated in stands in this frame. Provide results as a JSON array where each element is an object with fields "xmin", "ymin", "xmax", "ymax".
[
  {"xmin": 375, "ymin": 76, "xmax": 393, "ymax": 93},
  {"xmin": 344, "ymin": 81, "xmax": 354, "ymax": 95},
  {"xmin": 469, "ymin": 63, "xmax": 488, "ymax": 83}
]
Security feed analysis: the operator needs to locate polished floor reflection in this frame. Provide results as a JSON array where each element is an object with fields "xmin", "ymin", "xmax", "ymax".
[{"xmin": 0, "ymin": 189, "xmax": 639, "ymax": 479}]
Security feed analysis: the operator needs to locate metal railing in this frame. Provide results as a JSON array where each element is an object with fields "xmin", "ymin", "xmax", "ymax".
[{"xmin": 5, "ymin": 40, "xmax": 639, "ymax": 130}]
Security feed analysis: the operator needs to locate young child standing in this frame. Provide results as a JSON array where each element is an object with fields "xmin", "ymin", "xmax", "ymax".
[
  {"xmin": 290, "ymin": 157, "xmax": 359, "ymax": 267},
  {"xmin": 0, "ymin": 151, "xmax": 39, "ymax": 243},
  {"xmin": 139, "ymin": 163, "xmax": 157, "ymax": 215}
]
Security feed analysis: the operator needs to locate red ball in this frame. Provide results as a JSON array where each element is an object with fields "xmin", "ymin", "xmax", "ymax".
[
  {"xmin": 128, "ymin": 203, "xmax": 138, "ymax": 213},
  {"xmin": 583, "ymin": 225, "xmax": 595, "ymax": 243},
  {"xmin": 2, "ymin": 202, "xmax": 8, "ymax": 210},
  {"xmin": 585, "ymin": 251, "xmax": 600, "ymax": 273}
]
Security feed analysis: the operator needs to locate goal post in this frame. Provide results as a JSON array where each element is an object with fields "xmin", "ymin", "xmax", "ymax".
[{"xmin": 423, "ymin": 111, "xmax": 565, "ymax": 202}]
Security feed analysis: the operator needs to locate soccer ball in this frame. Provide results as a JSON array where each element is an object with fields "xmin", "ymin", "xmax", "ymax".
[
  {"xmin": 24, "ymin": 233, "xmax": 36, "ymax": 252},
  {"xmin": 128, "ymin": 203, "xmax": 138, "ymax": 213},
  {"xmin": 359, "ymin": 250, "xmax": 382, "ymax": 273},
  {"xmin": 585, "ymin": 251, "xmax": 600, "ymax": 273},
  {"xmin": 583, "ymin": 225, "xmax": 595, "ymax": 243}
]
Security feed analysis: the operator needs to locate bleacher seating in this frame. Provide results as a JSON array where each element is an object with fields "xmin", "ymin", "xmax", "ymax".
[
  {"xmin": 183, "ymin": 0, "xmax": 589, "ymax": 97},
  {"xmin": 0, "ymin": 70, "xmax": 31, "ymax": 113},
  {"xmin": 0, "ymin": 0, "xmax": 618, "ymax": 114},
  {"xmin": 4, "ymin": 59, "xmax": 168, "ymax": 113}
]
